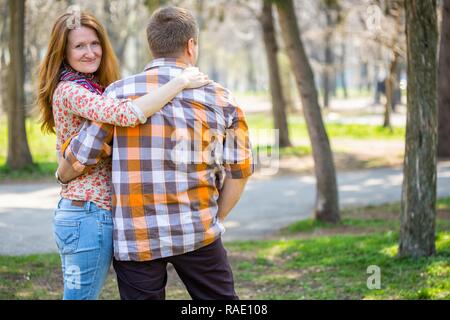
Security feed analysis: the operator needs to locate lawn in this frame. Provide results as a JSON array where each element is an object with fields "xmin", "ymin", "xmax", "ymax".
[
  {"xmin": 246, "ymin": 113, "xmax": 405, "ymax": 141},
  {"xmin": 1, "ymin": 198, "xmax": 448, "ymax": 300},
  {"xmin": 0, "ymin": 118, "xmax": 57, "ymax": 181}
]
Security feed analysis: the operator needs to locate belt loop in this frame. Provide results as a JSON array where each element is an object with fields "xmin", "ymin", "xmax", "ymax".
[{"xmin": 57, "ymin": 197, "xmax": 63, "ymax": 209}]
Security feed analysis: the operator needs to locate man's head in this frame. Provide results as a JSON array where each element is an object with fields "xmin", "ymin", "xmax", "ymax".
[{"xmin": 147, "ymin": 6, "xmax": 199, "ymax": 65}]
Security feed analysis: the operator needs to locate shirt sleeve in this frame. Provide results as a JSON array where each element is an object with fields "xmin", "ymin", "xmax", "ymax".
[
  {"xmin": 61, "ymin": 121, "xmax": 114, "ymax": 171},
  {"xmin": 59, "ymin": 82, "xmax": 144, "ymax": 171},
  {"xmin": 58, "ymin": 81, "xmax": 144, "ymax": 127},
  {"xmin": 223, "ymin": 103, "xmax": 254, "ymax": 179}
]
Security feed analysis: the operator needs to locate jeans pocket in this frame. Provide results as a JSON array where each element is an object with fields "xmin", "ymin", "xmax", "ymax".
[
  {"xmin": 53, "ymin": 219, "xmax": 81, "ymax": 254},
  {"xmin": 101, "ymin": 211, "xmax": 113, "ymax": 225}
]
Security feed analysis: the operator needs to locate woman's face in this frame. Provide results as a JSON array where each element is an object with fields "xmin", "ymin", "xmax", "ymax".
[{"xmin": 66, "ymin": 26, "xmax": 102, "ymax": 74}]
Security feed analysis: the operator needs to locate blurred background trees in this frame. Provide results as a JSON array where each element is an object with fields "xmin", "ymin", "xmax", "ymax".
[
  {"xmin": 0, "ymin": 0, "xmax": 449, "ymax": 257},
  {"xmin": 0, "ymin": 0, "xmax": 418, "ymax": 123}
]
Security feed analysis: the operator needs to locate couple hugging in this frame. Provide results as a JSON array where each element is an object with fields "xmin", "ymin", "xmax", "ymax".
[{"xmin": 36, "ymin": 6, "xmax": 253, "ymax": 300}]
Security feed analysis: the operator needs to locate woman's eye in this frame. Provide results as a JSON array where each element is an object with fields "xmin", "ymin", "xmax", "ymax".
[{"xmin": 75, "ymin": 44, "xmax": 84, "ymax": 49}]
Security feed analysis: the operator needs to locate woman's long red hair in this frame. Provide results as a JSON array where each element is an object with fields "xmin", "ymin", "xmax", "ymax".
[{"xmin": 36, "ymin": 11, "xmax": 120, "ymax": 134}]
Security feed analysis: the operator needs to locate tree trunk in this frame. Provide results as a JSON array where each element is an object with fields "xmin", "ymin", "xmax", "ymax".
[
  {"xmin": 7, "ymin": 0, "xmax": 32, "ymax": 169},
  {"xmin": 0, "ymin": 1, "xmax": 9, "ymax": 114},
  {"xmin": 339, "ymin": 42, "xmax": 348, "ymax": 99},
  {"xmin": 275, "ymin": 0, "xmax": 340, "ymax": 223},
  {"xmin": 383, "ymin": 53, "xmax": 399, "ymax": 129},
  {"xmin": 384, "ymin": 5, "xmax": 403, "ymax": 128},
  {"xmin": 322, "ymin": 9, "xmax": 333, "ymax": 109},
  {"xmin": 0, "ymin": 49, "xmax": 7, "ymax": 114},
  {"xmin": 400, "ymin": 0, "xmax": 438, "ymax": 258},
  {"xmin": 195, "ymin": 0, "xmax": 205, "ymax": 68},
  {"xmin": 260, "ymin": 1, "xmax": 291, "ymax": 148},
  {"xmin": 246, "ymin": 43, "xmax": 257, "ymax": 92},
  {"xmin": 438, "ymin": 0, "xmax": 450, "ymax": 158},
  {"xmin": 360, "ymin": 61, "xmax": 369, "ymax": 93}
]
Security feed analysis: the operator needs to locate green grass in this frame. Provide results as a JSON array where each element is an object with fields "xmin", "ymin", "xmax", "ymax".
[
  {"xmin": 247, "ymin": 113, "xmax": 405, "ymax": 140},
  {"xmin": 0, "ymin": 118, "xmax": 57, "ymax": 181},
  {"xmin": 1, "ymin": 199, "xmax": 448, "ymax": 300},
  {"xmin": 255, "ymin": 144, "xmax": 312, "ymax": 157},
  {"xmin": 0, "ymin": 254, "xmax": 62, "ymax": 300},
  {"xmin": 227, "ymin": 231, "xmax": 449, "ymax": 300},
  {"xmin": 285, "ymin": 199, "xmax": 450, "ymax": 234},
  {"xmin": 0, "ymin": 162, "xmax": 57, "ymax": 181},
  {"xmin": 283, "ymin": 217, "xmax": 395, "ymax": 233},
  {"xmin": 438, "ymin": 197, "xmax": 450, "ymax": 210},
  {"xmin": 316, "ymin": 88, "xmax": 373, "ymax": 100}
]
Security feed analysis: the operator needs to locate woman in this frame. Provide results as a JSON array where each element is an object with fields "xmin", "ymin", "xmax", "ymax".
[{"xmin": 36, "ymin": 11, "xmax": 210, "ymax": 300}]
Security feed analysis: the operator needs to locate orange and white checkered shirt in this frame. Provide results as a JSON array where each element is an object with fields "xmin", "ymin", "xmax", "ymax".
[{"xmin": 63, "ymin": 58, "xmax": 254, "ymax": 261}]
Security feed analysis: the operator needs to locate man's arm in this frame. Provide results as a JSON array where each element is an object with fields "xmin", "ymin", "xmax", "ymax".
[
  {"xmin": 56, "ymin": 156, "xmax": 84, "ymax": 183},
  {"xmin": 218, "ymin": 96, "xmax": 254, "ymax": 220},
  {"xmin": 217, "ymin": 177, "xmax": 249, "ymax": 222},
  {"xmin": 56, "ymin": 121, "xmax": 114, "ymax": 183}
]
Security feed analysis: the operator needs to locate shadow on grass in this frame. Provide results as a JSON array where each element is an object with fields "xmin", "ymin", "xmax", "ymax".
[{"xmin": 228, "ymin": 231, "xmax": 449, "ymax": 300}]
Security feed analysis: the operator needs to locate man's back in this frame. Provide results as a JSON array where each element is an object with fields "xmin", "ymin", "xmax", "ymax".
[{"xmin": 105, "ymin": 58, "xmax": 253, "ymax": 261}]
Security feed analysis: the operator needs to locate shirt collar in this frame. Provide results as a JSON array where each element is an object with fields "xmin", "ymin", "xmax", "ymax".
[{"xmin": 144, "ymin": 58, "xmax": 190, "ymax": 71}]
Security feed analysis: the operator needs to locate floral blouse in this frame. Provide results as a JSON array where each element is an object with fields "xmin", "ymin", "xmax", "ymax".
[{"xmin": 53, "ymin": 81, "xmax": 141, "ymax": 211}]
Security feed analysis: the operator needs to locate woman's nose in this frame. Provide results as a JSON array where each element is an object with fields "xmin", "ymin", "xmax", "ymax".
[{"xmin": 84, "ymin": 46, "xmax": 96, "ymax": 58}]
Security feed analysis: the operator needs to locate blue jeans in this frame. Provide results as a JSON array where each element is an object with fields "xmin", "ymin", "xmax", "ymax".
[{"xmin": 53, "ymin": 198, "xmax": 113, "ymax": 300}]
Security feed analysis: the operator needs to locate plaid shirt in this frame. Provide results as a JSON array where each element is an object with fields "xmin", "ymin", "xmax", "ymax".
[{"xmin": 62, "ymin": 58, "xmax": 254, "ymax": 261}]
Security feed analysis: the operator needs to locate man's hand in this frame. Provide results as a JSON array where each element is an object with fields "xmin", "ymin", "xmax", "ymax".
[
  {"xmin": 178, "ymin": 67, "xmax": 212, "ymax": 89},
  {"xmin": 57, "ymin": 157, "xmax": 83, "ymax": 184},
  {"xmin": 217, "ymin": 177, "xmax": 249, "ymax": 222}
]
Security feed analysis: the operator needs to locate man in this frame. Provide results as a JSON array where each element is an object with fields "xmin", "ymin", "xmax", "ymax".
[{"xmin": 57, "ymin": 6, "xmax": 253, "ymax": 300}]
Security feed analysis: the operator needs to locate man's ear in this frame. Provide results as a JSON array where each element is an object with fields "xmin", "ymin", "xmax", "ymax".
[{"xmin": 187, "ymin": 38, "xmax": 196, "ymax": 57}]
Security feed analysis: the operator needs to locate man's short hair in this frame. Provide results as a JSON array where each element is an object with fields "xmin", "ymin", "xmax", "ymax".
[{"xmin": 146, "ymin": 6, "xmax": 198, "ymax": 58}]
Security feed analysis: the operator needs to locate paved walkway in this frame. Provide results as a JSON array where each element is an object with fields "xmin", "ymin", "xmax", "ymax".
[{"xmin": 1, "ymin": 162, "xmax": 450, "ymax": 255}]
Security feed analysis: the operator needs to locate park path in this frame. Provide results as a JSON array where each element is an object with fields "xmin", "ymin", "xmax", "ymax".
[{"xmin": 1, "ymin": 162, "xmax": 450, "ymax": 255}]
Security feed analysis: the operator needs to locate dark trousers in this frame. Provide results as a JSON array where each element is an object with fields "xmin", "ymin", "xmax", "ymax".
[{"xmin": 113, "ymin": 238, "xmax": 238, "ymax": 300}]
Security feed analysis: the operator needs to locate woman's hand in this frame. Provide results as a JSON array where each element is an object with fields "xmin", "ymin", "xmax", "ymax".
[
  {"xmin": 133, "ymin": 67, "xmax": 212, "ymax": 118},
  {"xmin": 178, "ymin": 67, "xmax": 212, "ymax": 89}
]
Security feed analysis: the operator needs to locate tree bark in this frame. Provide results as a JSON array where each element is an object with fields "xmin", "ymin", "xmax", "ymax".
[
  {"xmin": 275, "ymin": 0, "xmax": 340, "ymax": 223},
  {"xmin": 400, "ymin": 0, "xmax": 438, "ymax": 258},
  {"xmin": 246, "ymin": 43, "xmax": 257, "ymax": 92},
  {"xmin": 7, "ymin": 0, "xmax": 33, "ymax": 169},
  {"xmin": 0, "ymin": 1, "xmax": 9, "ymax": 114},
  {"xmin": 383, "ymin": 5, "xmax": 403, "ymax": 129},
  {"xmin": 383, "ymin": 52, "xmax": 399, "ymax": 129},
  {"xmin": 322, "ymin": 9, "xmax": 333, "ymax": 109},
  {"xmin": 260, "ymin": 1, "xmax": 291, "ymax": 148},
  {"xmin": 438, "ymin": 0, "xmax": 450, "ymax": 158},
  {"xmin": 339, "ymin": 41, "xmax": 348, "ymax": 99},
  {"xmin": 195, "ymin": 0, "xmax": 206, "ymax": 68}
]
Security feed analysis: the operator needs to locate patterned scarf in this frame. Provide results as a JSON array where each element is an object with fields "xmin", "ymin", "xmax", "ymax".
[{"xmin": 59, "ymin": 63, "xmax": 104, "ymax": 95}]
